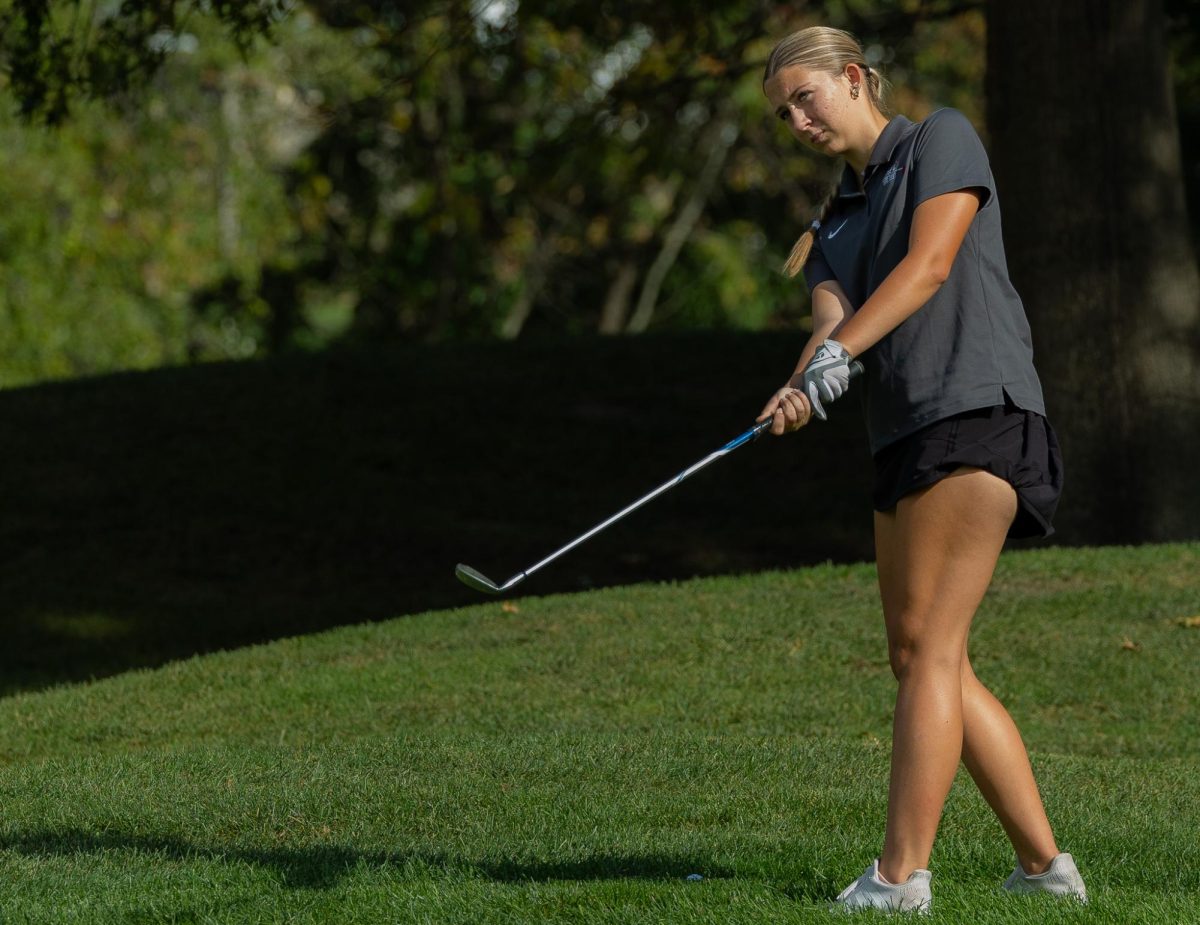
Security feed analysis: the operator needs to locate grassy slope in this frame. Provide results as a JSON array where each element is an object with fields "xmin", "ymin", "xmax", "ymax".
[
  {"xmin": 0, "ymin": 543, "xmax": 1197, "ymax": 923},
  {"xmin": 3, "ymin": 544, "xmax": 1196, "ymax": 762}
]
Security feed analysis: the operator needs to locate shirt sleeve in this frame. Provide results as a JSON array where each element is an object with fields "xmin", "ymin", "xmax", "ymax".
[
  {"xmin": 911, "ymin": 108, "xmax": 995, "ymax": 210},
  {"xmin": 802, "ymin": 235, "xmax": 836, "ymax": 294}
]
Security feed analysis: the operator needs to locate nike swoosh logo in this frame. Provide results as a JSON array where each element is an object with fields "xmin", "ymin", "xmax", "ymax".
[{"xmin": 826, "ymin": 219, "xmax": 850, "ymax": 239}]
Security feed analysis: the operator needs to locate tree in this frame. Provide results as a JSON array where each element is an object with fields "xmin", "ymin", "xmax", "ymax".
[
  {"xmin": 0, "ymin": 9, "xmax": 349, "ymax": 386},
  {"xmin": 0, "ymin": 0, "xmax": 290, "ymax": 123},
  {"xmin": 0, "ymin": 2, "xmax": 1003, "ymax": 374},
  {"xmin": 244, "ymin": 0, "xmax": 991, "ymax": 342},
  {"xmin": 1167, "ymin": 0, "xmax": 1200, "ymax": 257},
  {"xmin": 986, "ymin": 0, "xmax": 1200, "ymax": 541}
]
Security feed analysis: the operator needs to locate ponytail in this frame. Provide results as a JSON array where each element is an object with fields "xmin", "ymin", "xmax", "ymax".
[{"xmin": 782, "ymin": 187, "xmax": 838, "ymax": 278}]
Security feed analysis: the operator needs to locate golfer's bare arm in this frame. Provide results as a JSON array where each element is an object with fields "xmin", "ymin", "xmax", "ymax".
[
  {"xmin": 786, "ymin": 281, "xmax": 857, "ymax": 387},
  {"xmin": 757, "ymin": 281, "xmax": 857, "ymax": 430},
  {"xmin": 830, "ymin": 189, "xmax": 982, "ymax": 358}
]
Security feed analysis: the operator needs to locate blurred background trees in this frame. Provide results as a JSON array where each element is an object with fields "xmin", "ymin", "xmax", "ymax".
[
  {"xmin": 0, "ymin": 0, "xmax": 998, "ymax": 382},
  {"xmin": 0, "ymin": 0, "xmax": 1197, "ymax": 540},
  {"xmin": 3, "ymin": 1, "xmax": 1196, "ymax": 379}
]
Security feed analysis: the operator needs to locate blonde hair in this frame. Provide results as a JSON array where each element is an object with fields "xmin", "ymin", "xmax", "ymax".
[{"xmin": 764, "ymin": 27, "xmax": 889, "ymax": 277}]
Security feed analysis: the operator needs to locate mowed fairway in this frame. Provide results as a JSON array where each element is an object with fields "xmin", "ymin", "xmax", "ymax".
[{"xmin": 0, "ymin": 544, "xmax": 1196, "ymax": 923}]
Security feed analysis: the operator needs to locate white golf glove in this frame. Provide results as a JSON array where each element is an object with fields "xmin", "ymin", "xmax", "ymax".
[{"xmin": 801, "ymin": 338, "xmax": 854, "ymax": 421}]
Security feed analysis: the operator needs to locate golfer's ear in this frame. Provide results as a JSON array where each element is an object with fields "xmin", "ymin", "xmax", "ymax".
[{"xmin": 843, "ymin": 62, "xmax": 869, "ymax": 91}]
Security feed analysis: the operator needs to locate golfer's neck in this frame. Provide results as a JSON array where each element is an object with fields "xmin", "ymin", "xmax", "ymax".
[{"xmin": 844, "ymin": 111, "xmax": 890, "ymax": 177}]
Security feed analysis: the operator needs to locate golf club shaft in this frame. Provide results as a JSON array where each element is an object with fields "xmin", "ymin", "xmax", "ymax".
[
  {"xmin": 517, "ymin": 417, "xmax": 776, "ymax": 583},
  {"xmin": 457, "ymin": 361, "xmax": 864, "ymax": 593},
  {"xmin": 519, "ymin": 363, "xmax": 865, "ymax": 582}
]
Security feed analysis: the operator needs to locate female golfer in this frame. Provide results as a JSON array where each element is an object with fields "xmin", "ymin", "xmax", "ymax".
[{"xmin": 756, "ymin": 27, "xmax": 1087, "ymax": 913}]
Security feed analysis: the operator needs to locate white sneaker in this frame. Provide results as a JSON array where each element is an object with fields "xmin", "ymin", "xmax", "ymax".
[
  {"xmin": 833, "ymin": 858, "xmax": 932, "ymax": 914},
  {"xmin": 1002, "ymin": 852, "xmax": 1088, "ymax": 903}
]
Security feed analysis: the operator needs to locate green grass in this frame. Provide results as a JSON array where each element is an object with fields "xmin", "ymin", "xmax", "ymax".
[{"xmin": 0, "ymin": 543, "xmax": 1196, "ymax": 922}]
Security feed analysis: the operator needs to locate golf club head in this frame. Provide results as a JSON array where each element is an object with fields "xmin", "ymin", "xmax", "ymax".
[
  {"xmin": 455, "ymin": 564, "xmax": 500, "ymax": 594},
  {"xmin": 455, "ymin": 563, "xmax": 528, "ymax": 595}
]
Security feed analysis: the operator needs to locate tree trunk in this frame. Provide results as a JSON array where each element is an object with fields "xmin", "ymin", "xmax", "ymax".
[
  {"xmin": 625, "ymin": 116, "xmax": 739, "ymax": 333},
  {"xmin": 598, "ymin": 260, "xmax": 639, "ymax": 334},
  {"xmin": 498, "ymin": 232, "xmax": 553, "ymax": 340},
  {"xmin": 217, "ymin": 72, "xmax": 246, "ymax": 263},
  {"xmin": 986, "ymin": 0, "xmax": 1200, "ymax": 542}
]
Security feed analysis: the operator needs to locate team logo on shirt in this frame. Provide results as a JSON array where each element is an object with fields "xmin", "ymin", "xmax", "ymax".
[
  {"xmin": 826, "ymin": 218, "xmax": 850, "ymax": 239},
  {"xmin": 883, "ymin": 163, "xmax": 906, "ymax": 186}
]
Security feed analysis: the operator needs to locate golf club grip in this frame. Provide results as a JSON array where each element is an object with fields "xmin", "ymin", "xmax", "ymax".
[{"xmin": 753, "ymin": 359, "xmax": 866, "ymax": 434}]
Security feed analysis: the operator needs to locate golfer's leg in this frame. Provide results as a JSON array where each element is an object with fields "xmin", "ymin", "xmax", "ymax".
[
  {"xmin": 960, "ymin": 654, "xmax": 1059, "ymax": 873},
  {"xmin": 874, "ymin": 468, "xmax": 1016, "ymax": 885}
]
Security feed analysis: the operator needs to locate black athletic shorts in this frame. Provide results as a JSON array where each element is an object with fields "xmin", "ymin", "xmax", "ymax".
[{"xmin": 872, "ymin": 403, "xmax": 1064, "ymax": 539}]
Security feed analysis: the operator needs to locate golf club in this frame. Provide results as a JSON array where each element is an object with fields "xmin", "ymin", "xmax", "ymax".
[{"xmin": 455, "ymin": 362, "xmax": 864, "ymax": 595}]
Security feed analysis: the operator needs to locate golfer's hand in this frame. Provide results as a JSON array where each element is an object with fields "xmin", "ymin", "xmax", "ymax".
[
  {"xmin": 757, "ymin": 386, "xmax": 814, "ymax": 436},
  {"xmin": 800, "ymin": 338, "xmax": 853, "ymax": 421}
]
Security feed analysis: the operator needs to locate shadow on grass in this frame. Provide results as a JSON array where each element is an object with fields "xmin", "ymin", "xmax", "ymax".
[
  {"xmin": 0, "ymin": 828, "xmax": 744, "ymax": 891},
  {"xmin": 0, "ymin": 336, "xmax": 878, "ymax": 695}
]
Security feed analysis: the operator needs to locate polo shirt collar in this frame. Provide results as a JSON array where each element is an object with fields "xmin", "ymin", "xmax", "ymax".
[
  {"xmin": 835, "ymin": 114, "xmax": 915, "ymax": 198},
  {"xmin": 868, "ymin": 115, "xmax": 914, "ymax": 169}
]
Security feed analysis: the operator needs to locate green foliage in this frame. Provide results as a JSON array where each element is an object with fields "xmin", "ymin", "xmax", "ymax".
[
  {"xmin": 0, "ymin": 9, "xmax": 370, "ymax": 385},
  {"xmin": 0, "ymin": 2, "xmax": 999, "ymax": 383},
  {"xmin": 0, "ymin": 0, "xmax": 291, "ymax": 124},
  {"xmin": 261, "ymin": 0, "xmax": 997, "ymax": 341},
  {"xmin": 4, "ymin": 2, "xmax": 1196, "ymax": 383},
  {"xmin": 668, "ymin": 223, "xmax": 787, "ymax": 330},
  {"xmin": 0, "ymin": 104, "xmax": 193, "ymax": 382}
]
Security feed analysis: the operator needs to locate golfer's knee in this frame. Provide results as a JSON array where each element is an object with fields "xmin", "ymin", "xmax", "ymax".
[
  {"xmin": 887, "ymin": 638, "xmax": 915, "ymax": 681},
  {"xmin": 887, "ymin": 631, "xmax": 961, "ymax": 682}
]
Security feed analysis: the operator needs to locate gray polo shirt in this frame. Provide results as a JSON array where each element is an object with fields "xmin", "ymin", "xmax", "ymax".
[{"xmin": 804, "ymin": 108, "xmax": 1045, "ymax": 455}]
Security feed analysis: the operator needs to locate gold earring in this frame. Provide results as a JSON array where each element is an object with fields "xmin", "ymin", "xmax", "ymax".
[{"xmin": 850, "ymin": 84, "xmax": 860, "ymax": 100}]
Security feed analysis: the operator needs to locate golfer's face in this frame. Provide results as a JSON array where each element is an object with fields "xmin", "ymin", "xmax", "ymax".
[{"xmin": 764, "ymin": 65, "xmax": 850, "ymax": 156}]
